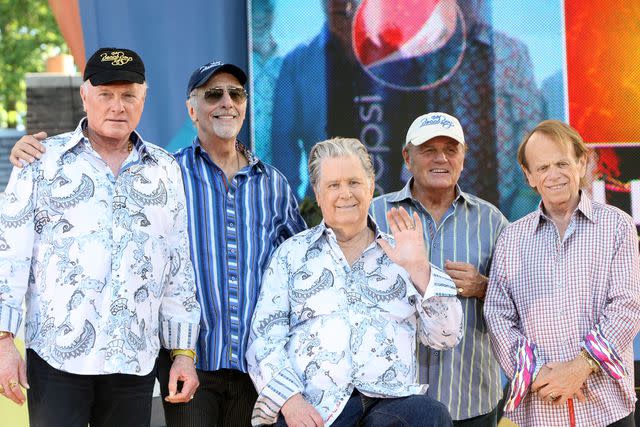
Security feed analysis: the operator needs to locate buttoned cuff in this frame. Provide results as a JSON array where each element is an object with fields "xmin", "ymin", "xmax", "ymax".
[
  {"xmin": 0, "ymin": 304, "xmax": 23, "ymax": 336},
  {"xmin": 252, "ymin": 366, "xmax": 304, "ymax": 425},
  {"xmin": 160, "ymin": 320, "xmax": 199, "ymax": 350},
  {"xmin": 582, "ymin": 324, "xmax": 626, "ymax": 380},
  {"xmin": 423, "ymin": 265, "xmax": 458, "ymax": 300}
]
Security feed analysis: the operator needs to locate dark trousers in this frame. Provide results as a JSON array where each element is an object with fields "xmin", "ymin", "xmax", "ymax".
[
  {"xmin": 609, "ymin": 412, "xmax": 635, "ymax": 427},
  {"xmin": 453, "ymin": 407, "xmax": 498, "ymax": 427},
  {"xmin": 276, "ymin": 389, "xmax": 452, "ymax": 427},
  {"xmin": 157, "ymin": 349, "xmax": 257, "ymax": 427},
  {"xmin": 26, "ymin": 349, "xmax": 156, "ymax": 427}
]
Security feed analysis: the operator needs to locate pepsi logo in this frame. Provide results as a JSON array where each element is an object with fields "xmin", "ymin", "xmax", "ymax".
[{"xmin": 352, "ymin": 0, "xmax": 467, "ymax": 91}]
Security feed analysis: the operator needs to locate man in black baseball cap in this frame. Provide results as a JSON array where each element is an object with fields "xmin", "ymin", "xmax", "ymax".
[{"xmin": 0, "ymin": 46, "xmax": 201, "ymax": 426}]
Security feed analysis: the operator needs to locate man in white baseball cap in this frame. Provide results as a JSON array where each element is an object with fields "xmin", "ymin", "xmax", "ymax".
[{"xmin": 370, "ymin": 111, "xmax": 509, "ymax": 426}]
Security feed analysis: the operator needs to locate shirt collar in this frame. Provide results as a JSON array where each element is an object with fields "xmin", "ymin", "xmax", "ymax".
[
  {"xmin": 191, "ymin": 136, "xmax": 268, "ymax": 175},
  {"xmin": 385, "ymin": 178, "xmax": 476, "ymax": 208},
  {"xmin": 306, "ymin": 215, "xmax": 384, "ymax": 246},
  {"xmin": 531, "ymin": 191, "xmax": 595, "ymax": 234},
  {"xmin": 64, "ymin": 118, "xmax": 155, "ymax": 163}
]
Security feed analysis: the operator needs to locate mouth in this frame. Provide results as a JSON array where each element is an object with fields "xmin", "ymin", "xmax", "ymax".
[
  {"xmin": 337, "ymin": 203, "xmax": 358, "ymax": 209},
  {"xmin": 429, "ymin": 168, "xmax": 450, "ymax": 174},
  {"xmin": 546, "ymin": 183, "xmax": 567, "ymax": 191},
  {"xmin": 213, "ymin": 109, "xmax": 238, "ymax": 120}
]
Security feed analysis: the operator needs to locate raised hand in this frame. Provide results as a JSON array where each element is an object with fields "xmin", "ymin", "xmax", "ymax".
[{"xmin": 377, "ymin": 207, "xmax": 431, "ymax": 295}]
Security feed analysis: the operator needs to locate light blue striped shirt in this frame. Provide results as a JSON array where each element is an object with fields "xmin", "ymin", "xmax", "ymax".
[
  {"xmin": 174, "ymin": 138, "xmax": 306, "ymax": 372},
  {"xmin": 370, "ymin": 180, "xmax": 508, "ymax": 420}
]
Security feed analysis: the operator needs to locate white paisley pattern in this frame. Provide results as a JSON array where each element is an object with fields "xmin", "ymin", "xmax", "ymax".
[
  {"xmin": 0, "ymin": 119, "xmax": 200, "ymax": 376},
  {"xmin": 247, "ymin": 220, "xmax": 463, "ymax": 426}
]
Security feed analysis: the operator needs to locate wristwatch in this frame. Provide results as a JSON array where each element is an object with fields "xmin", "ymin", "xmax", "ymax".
[{"xmin": 579, "ymin": 349, "xmax": 600, "ymax": 373}]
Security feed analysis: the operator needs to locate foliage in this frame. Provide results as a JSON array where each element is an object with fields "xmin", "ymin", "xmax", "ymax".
[
  {"xmin": 299, "ymin": 196, "xmax": 323, "ymax": 228},
  {"xmin": 0, "ymin": 0, "xmax": 66, "ymax": 127}
]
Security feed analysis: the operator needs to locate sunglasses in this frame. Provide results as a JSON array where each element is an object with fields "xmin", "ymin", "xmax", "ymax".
[{"xmin": 194, "ymin": 86, "xmax": 248, "ymax": 104}]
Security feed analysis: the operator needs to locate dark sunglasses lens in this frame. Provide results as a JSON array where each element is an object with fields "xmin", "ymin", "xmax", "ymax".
[
  {"xmin": 228, "ymin": 88, "xmax": 247, "ymax": 102},
  {"xmin": 203, "ymin": 88, "xmax": 224, "ymax": 103}
]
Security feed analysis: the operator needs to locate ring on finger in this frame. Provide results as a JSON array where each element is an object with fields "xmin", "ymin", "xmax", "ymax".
[
  {"xmin": 547, "ymin": 392, "xmax": 558, "ymax": 401},
  {"xmin": 0, "ymin": 385, "xmax": 4, "ymax": 394},
  {"xmin": 8, "ymin": 380, "xmax": 18, "ymax": 390}
]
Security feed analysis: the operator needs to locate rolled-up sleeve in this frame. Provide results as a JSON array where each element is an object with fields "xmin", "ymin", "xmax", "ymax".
[{"xmin": 159, "ymin": 161, "xmax": 200, "ymax": 350}]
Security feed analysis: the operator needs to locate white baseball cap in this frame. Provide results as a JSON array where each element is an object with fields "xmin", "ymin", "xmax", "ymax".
[{"xmin": 405, "ymin": 112, "xmax": 465, "ymax": 147}]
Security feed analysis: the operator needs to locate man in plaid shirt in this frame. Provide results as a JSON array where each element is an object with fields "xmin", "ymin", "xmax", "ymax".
[{"xmin": 484, "ymin": 120, "xmax": 640, "ymax": 427}]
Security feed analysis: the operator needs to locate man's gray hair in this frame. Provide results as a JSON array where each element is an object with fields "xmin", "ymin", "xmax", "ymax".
[{"xmin": 308, "ymin": 137, "xmax": 375, "ymax": 190}]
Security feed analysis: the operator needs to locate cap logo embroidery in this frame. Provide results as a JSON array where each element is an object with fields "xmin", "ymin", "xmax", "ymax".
[
  {"xmin": 100, "ymin": 51, "xmax": 133, "ymax": 66},
  {"xmin": 199, "ymin": 61, "xmax": 222, "ymax": 72},
  {"xmin": 420, "ymin": 115, "xmax": 454, "ymax": 129}
]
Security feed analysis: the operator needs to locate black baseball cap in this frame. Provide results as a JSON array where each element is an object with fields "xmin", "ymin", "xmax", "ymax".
[
  {"xmin": 83, "ymin": 47, "xmax": 146, "ymax": 85},
  {"xmin": 186, "ymin": 61, "xmax": 247, "ymax": 97}
]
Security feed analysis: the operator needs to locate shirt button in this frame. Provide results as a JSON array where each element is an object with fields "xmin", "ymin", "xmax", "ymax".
[
  {"xmin": 228, "ymin": 222, "xmax": 235, "ymax": 227},
  {"xmin": 433, "ymin": 351, "xmax": 439, "ymax": 357}
]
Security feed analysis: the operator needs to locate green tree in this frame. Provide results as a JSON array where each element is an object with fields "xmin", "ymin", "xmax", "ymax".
[{"xmin": 0, "ymin": 0, "xmax": 66, "ymax": 127}]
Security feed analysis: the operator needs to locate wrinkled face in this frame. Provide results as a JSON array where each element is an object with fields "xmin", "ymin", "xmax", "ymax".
[
  {"xmin": 403, "ymin": 136, "xmax": 465, "ymax": 193},
  {"xmin": 314, "ymin": 155, "xmax": 374, "ymax": 232},
  {"xmin": 80, "ymin": 81, "xmax": 146, "ymax": 142},
  {"xmin": 523, "ymin": 131, "xmax": 586, "ymax": 212},
  {"xmin": 187, "ymin": 72, "xmax": 247, "ymax": 142}
]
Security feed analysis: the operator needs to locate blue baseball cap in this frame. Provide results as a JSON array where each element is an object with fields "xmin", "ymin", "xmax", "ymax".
[{"xmin": 186, "ymin": 61, "xmax": 247, "ymax": 97}]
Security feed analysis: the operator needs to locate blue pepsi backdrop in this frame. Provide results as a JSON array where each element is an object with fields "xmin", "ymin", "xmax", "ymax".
[{"xmin": 249, "ymin": 0, "xmax": 565, "ymax": 221}]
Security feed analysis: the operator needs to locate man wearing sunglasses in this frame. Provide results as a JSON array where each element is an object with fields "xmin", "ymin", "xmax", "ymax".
[{"xmin": 9, "ymin": 60, "xmax": 307, "ymax": 427}]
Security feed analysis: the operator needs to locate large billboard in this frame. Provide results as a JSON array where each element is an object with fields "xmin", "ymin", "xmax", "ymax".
[{"xmin": 249, "ymin": 0, "xmax": 567, "ymax": 221}]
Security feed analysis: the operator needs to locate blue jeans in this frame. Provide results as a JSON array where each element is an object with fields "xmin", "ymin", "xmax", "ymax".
[{"xmin": 276, "ymin": 389, "xmax": 453, "ymax": 427}]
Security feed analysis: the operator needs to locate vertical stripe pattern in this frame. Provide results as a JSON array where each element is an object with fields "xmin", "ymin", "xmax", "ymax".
[
  {"xmin": 370, "ymin": 180, "xmax": 508, "ymax": 420},
  {"xmin": 174, "ymin": 139, "xmax": 306, "ymax": 372}
]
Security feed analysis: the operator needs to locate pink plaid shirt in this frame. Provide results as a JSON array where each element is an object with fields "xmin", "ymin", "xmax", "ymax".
[{"xmin": 485, "ymin": 194, "xmax": 640, "ymax": 426}]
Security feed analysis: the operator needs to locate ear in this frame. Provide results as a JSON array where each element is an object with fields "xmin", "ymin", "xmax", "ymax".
[
  {"xmin": 402, "ymin": 146, "xmax": 412, "ymax": 171},
  {"xmin": 79, "ymin": 84, "xmax": 88, "ymax": 112},
  {"xmin": 522, "ymin": 165, "xmax": 536, "ymax": 188},
  {"xmin": 186, "ymin": 99, "xmax": 197, "ymax": 123},
  {"xmin": 577, "ymin": 154, "xmax": 588, "ymax": 180}
]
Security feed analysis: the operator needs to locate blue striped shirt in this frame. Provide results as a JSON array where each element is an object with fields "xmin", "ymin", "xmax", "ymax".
[
  {"xmin": 174, "ymin": 138, "xmax": 306, "ymax": 372},
  {"xmin": 370, "ymin": 180, "xmax": 508, "ymax": 420}
]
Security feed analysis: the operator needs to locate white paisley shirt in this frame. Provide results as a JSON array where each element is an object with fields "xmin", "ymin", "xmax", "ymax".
[
  {"xmin": 0, "ymin": 119, "xmax": 200, "ymax": 376},
  {"xmin": 247, "ymin": 219, "xmax": 463, "ymax": 426}
]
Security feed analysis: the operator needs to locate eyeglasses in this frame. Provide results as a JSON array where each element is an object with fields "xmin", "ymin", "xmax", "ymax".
[{"xmin": 193, "ymin": 86, "xmax": 248, "ymax": 104}]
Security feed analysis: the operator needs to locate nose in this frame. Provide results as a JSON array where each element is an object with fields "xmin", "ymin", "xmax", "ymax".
[
  {"xmin": 110, "ymin": 96, "xmax": 126, "ymax": 112},
  {"xmin": 339, "ymin": 187, "xmax": 352, "ymax": 199},
  {"xmin": 434, "ymin": 151, "xmax": 448, "ymax": 162},
  {"xmin": 219, "ymin": 89, "xmax": 234, "ymax": 108}
]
